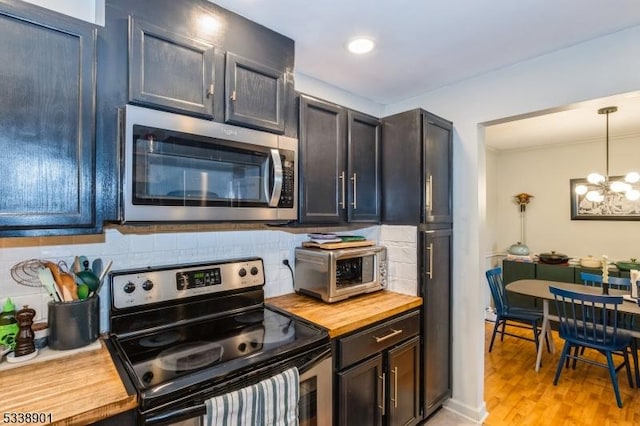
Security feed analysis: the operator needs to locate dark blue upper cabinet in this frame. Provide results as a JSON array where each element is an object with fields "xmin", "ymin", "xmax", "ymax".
[
  {"xmin": 0, "ymin": 0, "xmax": 98, "ymax": 236},
  {"xmin": 225, "ymin": 52, "xmax": 286, "ymax": 134},
  {"xmin": 347, "ymin": 110, "xmax": 381, "ymax": 223},
  {"xmin": 381, "ymin": 109, "xmax": 452, "ymax": 226},
  {"xmin": 298, "ymin": 95, "xmax": 381, "ymax": 225},
  {"xmin": 298, "ymin": 95, "xmax": 346, "ymax": 224},
  {"xmin": 129, "ymin": 16, "xmax": 216, "ymax": 118}
]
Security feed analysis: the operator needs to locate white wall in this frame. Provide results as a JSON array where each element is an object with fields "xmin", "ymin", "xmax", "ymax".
[
  {"xmin": 296, "ymin": 73, "xmax": 385, "ymax": 118},
  {"xmin": 382, "ymin": 25, "xmax": 640, "ymax": 421},
  {"xmin": 21, "ymin": 0, "xmax": 104, "ymax": 24},
  {"xmin": 492, "ymin": 134, "xmax": 640, "ymax": 260}
]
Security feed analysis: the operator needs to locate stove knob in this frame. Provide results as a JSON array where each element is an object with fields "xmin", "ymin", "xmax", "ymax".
[
  {"xmin": 123, "ymin": 281, "xmax": 136, "ymax": 294},
  {"xmin": 142, "ymin": 279, "xmax": 154, "ymax": 291},
  {"xmin": 250, "ymin": 267, "xmax": 259, "ymax": 276},
  {"xmin": 142, "ymin": 371, "xmax": 154, "ymax": 384},
  {"xmin": 238, "ymin": 268, "xmax": 247, "ymax": 277}
]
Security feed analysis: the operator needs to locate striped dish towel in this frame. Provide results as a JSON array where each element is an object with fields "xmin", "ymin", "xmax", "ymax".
[{"xmin": 204, "ymin": 367, "xmax": 299, "ymax": 426}]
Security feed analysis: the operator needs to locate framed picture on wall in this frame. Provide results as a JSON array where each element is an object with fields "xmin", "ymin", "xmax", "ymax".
[{"xmin": 570, "ymin": 177, "xmax": 640, "ymax": 220}]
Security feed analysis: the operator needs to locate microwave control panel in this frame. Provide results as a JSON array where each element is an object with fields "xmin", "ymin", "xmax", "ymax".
[{"xmin": 278, "ymin": 151, "xmax": 295, "ymax": 208}]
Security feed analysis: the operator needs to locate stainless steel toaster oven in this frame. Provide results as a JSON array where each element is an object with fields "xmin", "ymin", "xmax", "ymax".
[{"xmin": 294, "ymin": 245, "xmax": 387, "ymax": 303}]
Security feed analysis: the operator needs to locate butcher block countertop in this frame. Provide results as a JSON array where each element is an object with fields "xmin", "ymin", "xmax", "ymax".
[
  {"xmin": 266, "ymin": 290, "xmax": 422, "ymax": 338},
  {"xmin": 0, "ymin": 340, "xmax": 137, "ymax": 425}
]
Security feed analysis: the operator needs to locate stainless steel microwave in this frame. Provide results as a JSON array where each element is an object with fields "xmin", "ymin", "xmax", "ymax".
[
  {"xmin": 121, "ymin": 105, "xmax": 297, "ymax": 223},
  {"xmin": 294, "ymin": 245, "xmax": 387, "ymax": 303}
]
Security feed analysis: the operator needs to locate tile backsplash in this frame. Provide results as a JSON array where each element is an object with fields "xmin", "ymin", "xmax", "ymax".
[
  {"xmin": 0, "ymin": 226, "xmax": 382, "ymax": 324},
  {"xmin": 380, "ymin": 225, "xmax": 418, "ymax": 296}
]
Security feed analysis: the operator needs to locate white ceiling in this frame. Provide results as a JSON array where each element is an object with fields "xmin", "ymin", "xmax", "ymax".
[
  {"xmin": 484, "ymin": 91, "xmax": 640, "ymax": 150},
  {"xmin": 211, "ymin": 0, "xmax": 640, "ymax": 149}
]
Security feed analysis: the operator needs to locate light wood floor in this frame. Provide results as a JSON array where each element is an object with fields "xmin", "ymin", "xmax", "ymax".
[{"xmin": 483, "ymin": 321, "xmax": 640, "ymax": 426}]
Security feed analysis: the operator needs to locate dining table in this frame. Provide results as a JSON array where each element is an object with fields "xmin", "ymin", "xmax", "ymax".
[{"xmin": 506, "ymin": 279, "xmax": 640, "ymax": 376}]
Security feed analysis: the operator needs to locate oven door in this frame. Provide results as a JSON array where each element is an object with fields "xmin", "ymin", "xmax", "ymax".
[
  {"xmin": 144, "ymin": 345, "xmax": 332, "ymax": 426},
  {"xmin": 122, "ymin": 104, "xmax": 297, "ymax": 222},
  {"xmin": 299, "ymin": 353, "xmax": 332, "ymax": 426}
]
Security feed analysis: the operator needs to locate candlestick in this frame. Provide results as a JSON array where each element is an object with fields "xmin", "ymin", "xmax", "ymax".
[{"xmin": 602, "ymin": 255, "xmax": 609, "ymax": 294}]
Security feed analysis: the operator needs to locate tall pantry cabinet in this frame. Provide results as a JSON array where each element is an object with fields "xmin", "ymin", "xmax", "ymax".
[{"xmin": 381, "ymin": 108, "xmax": 453, "ymax": 420}]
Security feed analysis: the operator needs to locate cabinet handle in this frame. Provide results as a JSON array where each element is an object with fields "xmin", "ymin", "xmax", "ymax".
[
  {"xmin": 425, "ymin": 175, "xmax": 433, "ymax": 214},
  {"xmin": 206, "ymin": 84, "xmax": 214, "ymax": 98},
  {"xmin": 350, "ymin": 173, "xmax": 357, "ymax": 209},
  {"xmin": 374, "ymin": 328, "xmax": 403, "ymax": 343},
  {"xmin": 427, "ymin": 242, "xmax": 434, "ymax": 279},
  {"xmin": 230, "ymin": 90, "xmax": 237, "ymax": 101},
  {"xmin": 339, "ymin": 171, "xmax": 346, "ymax": 209},
  {"xmin": 379, "ymin": 372, "xmax": 386, "ymax": 416},
  {"xmin": 391, "ymin": 366, "xmax": 398, "ymax": 408}
]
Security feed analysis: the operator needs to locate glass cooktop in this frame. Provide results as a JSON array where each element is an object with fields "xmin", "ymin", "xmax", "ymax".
[{"xmin": 112, "ymin": 306, "xmax": 326, "ymax": 392}]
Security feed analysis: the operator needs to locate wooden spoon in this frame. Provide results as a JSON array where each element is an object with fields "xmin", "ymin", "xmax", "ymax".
[{"xmin": 59, "ymin": 273, "xmax": 78, "ymax": 301}]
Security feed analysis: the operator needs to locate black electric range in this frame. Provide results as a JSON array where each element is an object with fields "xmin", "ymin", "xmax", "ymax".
[{"xmin": 106, "ymin": 258, "xmax": 329, "ymax": 424}]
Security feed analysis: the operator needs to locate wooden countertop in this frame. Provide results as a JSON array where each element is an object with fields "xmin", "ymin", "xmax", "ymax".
[
  {"xmin": 266, "ymin": 290, "xmax": 422, "ymax": 338},
  {"xmin": 0, "ymin": 341, "xmax": 137, "ymax": 425},
  {"xmin": 0, "ymin": 291, "xmax": 419, "ymax": 424}
]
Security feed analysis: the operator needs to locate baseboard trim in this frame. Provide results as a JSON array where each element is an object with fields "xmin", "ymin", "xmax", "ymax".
[{"xmin": 443, "ymin": 397, "xmax": 488, "ymax": 424}]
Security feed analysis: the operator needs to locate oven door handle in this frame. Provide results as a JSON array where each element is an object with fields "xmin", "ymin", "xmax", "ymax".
[
  {"xmin": 268, "ymin": 148, "xmax": 283, "ymax": 207},
  {"xmin": 146, "ymin": 406, "xmax": 206, "ymax": 425}
]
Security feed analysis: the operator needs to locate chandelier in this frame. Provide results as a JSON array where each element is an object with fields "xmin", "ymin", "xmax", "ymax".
[{"xmin": 574, "ymin": 106, "xmax": 640, "ymax": 206}]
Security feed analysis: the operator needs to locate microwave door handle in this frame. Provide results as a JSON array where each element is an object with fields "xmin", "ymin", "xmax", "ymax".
[{"xmin": 268, "ymin": 148, "xmax": 283, "ymax": 207}]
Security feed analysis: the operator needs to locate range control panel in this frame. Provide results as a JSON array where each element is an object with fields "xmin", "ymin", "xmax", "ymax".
[
  {"xmin": 176, "ymin": 267, "xmax": 223, "ymax": 290},
  {"xmin": 110, "ymin": 258, "xmax": 265, "ymax": 309}
]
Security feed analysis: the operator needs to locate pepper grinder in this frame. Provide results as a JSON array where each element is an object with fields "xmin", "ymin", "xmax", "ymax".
[{"xmin": 14, "ymin": 305, "xmax": 36, "ymax": 357}]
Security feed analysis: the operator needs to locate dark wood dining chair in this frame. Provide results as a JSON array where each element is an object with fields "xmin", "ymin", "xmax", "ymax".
[
  {"xmin": 485, "ymin": 267, "xmax": 549, "ymax": 353},
  {"xmin": 550, "ymin": 286, "xmax": 634, "ymax": 408}
]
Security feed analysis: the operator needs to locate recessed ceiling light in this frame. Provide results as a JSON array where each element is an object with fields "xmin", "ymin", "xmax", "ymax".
[{"xmin": 347, "ymin": 38, "xmax": 375, "ymax": 54}]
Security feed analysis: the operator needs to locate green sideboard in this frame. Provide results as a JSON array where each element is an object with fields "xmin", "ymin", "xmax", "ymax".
[{"xmin": 502, "ymin": 259, "xmax": 633, "ymax": 327}]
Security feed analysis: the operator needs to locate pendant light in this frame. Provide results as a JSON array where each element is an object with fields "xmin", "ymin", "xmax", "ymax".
[{"xmin": 574, "ymin": 106, "xmax": 640, "ymax": 204}]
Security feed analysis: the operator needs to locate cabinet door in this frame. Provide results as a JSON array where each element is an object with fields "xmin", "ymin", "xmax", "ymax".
[
  {"xmin": 0, "ymin": 1, "xmax": 97, "ymax": 236},
  {"xmin": 536, "ymin": 263, "xmax": 574, "ymax": 282},
  {"xmin": 129, "ymin": 16, "xmax": 215, "ymax": 118},
  {"xmin": 381, "ymin": 109, "xmax": 422, "ymax": 225},
  {"xmin": 348, "ymin": 110, "xmax": 381, "ymax": 223},
  {"xmin": 298, "ymin": 95, "xmax": 346, "ymax": 224},
  {"xmin": 502, "ymin": 260, "xmax": 536, "ymax": 309},
  {"xmin": 420, "ymin": 228, "xmax": 452, "ymax": 417},
  {"xmin": 225, "ymin": 52, "xmax": 285, "ymax": 133},
  {"xmin": 388, "ymin": 336, "xmax": 420, "ymax": 426},
  {"xmin": 338, "ymin": 354, "xmax": 383, "ymax": 426},
  {"xmin": 422, "ymin": 112, "xmax": 453, "ymax": 225}
]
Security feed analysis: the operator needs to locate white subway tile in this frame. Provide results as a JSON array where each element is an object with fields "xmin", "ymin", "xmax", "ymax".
[
  {"xmin": 103, "ymin": 229, "xmax": 131, "ymax": 255},
  {"xmin": 13, "ymin": 293, "xmax": 44, "ymax": 321},
  {"xmin": 386, "ymin": 246, "xmax": 417, "ymax": 264},
  {"xmin": 380, "ymin": 225, "xmax": 417, "ymax": 243},
  {"xmin": 153, "ymin": 233, "xmax": 177, "ymax": 251},
  {"xmin": 387, "ymin": 278, "xmax": 418, "ymax": 296}
]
